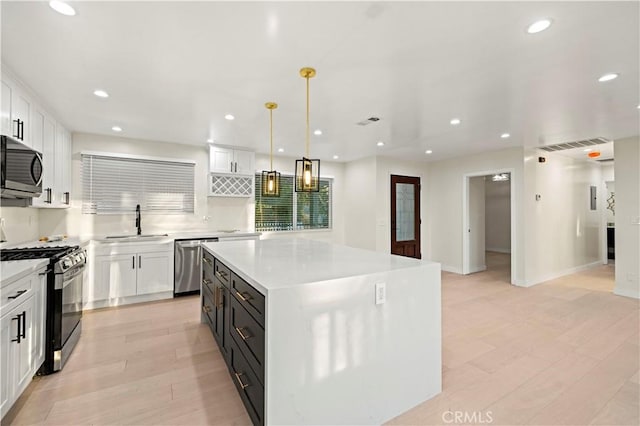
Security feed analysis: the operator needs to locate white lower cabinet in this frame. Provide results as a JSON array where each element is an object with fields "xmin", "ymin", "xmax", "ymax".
[
  {"xmin": 0, "ymin": 266, "xmax": 44, "ymax": 420},
  {"xmin": 136, "ymin": 252, "xmax": 172, "ymax": 295},
  {"xmin": 88, "ymin": 241, "xmax": 173, "ymax": 308}
]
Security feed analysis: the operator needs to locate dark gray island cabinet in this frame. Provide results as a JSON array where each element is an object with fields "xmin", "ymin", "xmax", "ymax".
[{"xmin": 201, "ymin": 238, "xmax": 442, "ymax": 426}]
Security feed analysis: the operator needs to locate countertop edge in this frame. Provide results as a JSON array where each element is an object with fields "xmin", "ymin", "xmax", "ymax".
[{"xmin": 1, "ymin": 258, "xmax": 49, "ymax": 288}]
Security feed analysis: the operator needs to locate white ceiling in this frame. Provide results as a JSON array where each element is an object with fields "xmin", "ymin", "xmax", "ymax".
[{"xmin": 2, "ymin": 1, "xmax": 638, "ymax": 163}]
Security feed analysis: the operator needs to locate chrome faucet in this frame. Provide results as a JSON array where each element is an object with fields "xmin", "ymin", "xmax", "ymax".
[{"xmin": 135, "ymin": 204, "xmax": 142, "ymax": 235}]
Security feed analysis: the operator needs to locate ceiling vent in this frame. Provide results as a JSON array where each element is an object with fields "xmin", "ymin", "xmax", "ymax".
[
  {"xmin": 539, "ymin": 137, "xmax": 609, "ymax": 152},
  {"xmin": 356, "ymin": 117, "xmax": 381, "ymax": 126}
]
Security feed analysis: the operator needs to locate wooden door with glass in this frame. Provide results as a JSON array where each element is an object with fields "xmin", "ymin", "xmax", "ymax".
[{"xmin": 390, "ymin": 175, "xmax": 421, "ymax": 259}]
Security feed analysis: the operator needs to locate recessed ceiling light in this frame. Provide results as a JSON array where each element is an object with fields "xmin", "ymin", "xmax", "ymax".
[
  {"xmin": 583, "ymin": 148, "xmax": 592, "ymax": 152},
  {"xmin": 112, "ymin": 126, "xmax": 122, "ymax": 132},
  {"xmin": 637, "ymin": 104, "xmax": 640, "ymax": 109},
  {"xmin": 598, "ymin": 73, "xmax": 619, "ymax": 82},
  {"xmin": 207, "ymin": 138, "xmax": 213, "ymax": 143},
  {"xmin": 377, "ymin": 141, "xmax": 384, "ymax": 147},
  {"xmin": 93, "ymin": 89, "xmax": 109, "ymax": 98},
  {"xmin": 224, "ymin": 114, "xmax": 235, "ymax": 120},
  {"xmin": 49, "ymin": 0, "xmax": 76, "ymax": 16},
  {"xmin": 332, "ymin": 155, "xmax": 339, "ymax": 160},
  {"xmin": 501, "ymin": 133, "xmax": 511, "ymax": 139},
  {"xmin": 527, "ymin": 19, "xmax": 552, "ymax": 34},
  {"xmin": 425, "ymin": 150, "xmax": 433, "ymax": 154},
  {"xmin": 450, "ymin": 118, "xmax": 461, "ymax": 125},
  {"xmin": 314, "ymin": 129, "xmax": 322, "ymax": 136},
  {"xmin": 277, "ymin": 148, "xmax": 284, "ymax": 153}
]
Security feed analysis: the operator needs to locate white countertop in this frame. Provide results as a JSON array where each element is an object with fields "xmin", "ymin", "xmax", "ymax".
[
  {"xmin": 1, "ymin": 237, "xmax": 91, "ymax": 250},
  {"xmin": 202, "ymin": 238, "xmax": 437, "ymax": 294},
  {"xmin": 92, "ymin": 230, "xmax": 260, "ymax": 243},
  {"xmin": 0, "ymin": 258, "xmax": 49, "ymax": 287}
]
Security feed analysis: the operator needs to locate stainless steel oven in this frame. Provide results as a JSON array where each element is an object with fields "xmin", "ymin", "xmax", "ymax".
[
  {"xmin": 0, "ymin": 245, "xmax": 84, "ymax": 374},
  {"xmin": 53, "ymin": 256, "xmax": 84, "ymax": 371}
]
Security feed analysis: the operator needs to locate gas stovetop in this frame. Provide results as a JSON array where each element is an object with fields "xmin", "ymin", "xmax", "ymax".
[{"xmin": 0, "ymin": 246, "xmax": 79, "ymax": 262}]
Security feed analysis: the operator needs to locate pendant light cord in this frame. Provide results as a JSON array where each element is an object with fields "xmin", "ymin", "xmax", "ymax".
[
  {"xmin": 270, "ymin": 108, "xmax": 273, "ymax": 171},
  {"xmin": 306, "ymin": 74, "xmax": 310, "ymax": 158}
]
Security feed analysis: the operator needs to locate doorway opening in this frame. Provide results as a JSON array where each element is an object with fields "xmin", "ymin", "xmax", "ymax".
[
  {"xmin": 463, "ymin": 170, "xmax": 516, "ymax": 285},
  {"xmin": 390, "ymin": 174, "xmax": 421, "ymax": 259}
]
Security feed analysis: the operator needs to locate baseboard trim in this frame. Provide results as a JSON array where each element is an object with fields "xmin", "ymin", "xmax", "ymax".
[
  {"xmin": 613, "ymin": 286, "xmax": 640, "ymax": 300},
  {"xmin": 486, "ymin": 247, "xmax": 511, "ymax": 254},
  {"xmin": 524, "ymin": 261, "xmax": 603, "ymax": 287},
  {"xmin": 83, "ymin": 291, "xmax": 173, "ymax": 311},
  {"xmin": 441, "ymin": 264, "xmax": 463, "ymax": 274},
  {"xmin": 468, "ymin": 265, "xmax": 487, "ymax": 274}
]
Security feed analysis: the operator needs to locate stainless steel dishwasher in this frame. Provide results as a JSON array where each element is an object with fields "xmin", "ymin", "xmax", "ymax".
[{"xmin": 174, "ymin": 238, "xmax": 218, "ymax": 296}]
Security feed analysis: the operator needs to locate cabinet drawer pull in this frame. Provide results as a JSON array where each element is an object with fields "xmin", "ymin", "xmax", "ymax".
[
  {"xmin": 202, "ymin": 278, "xmax": 212, "ymax": 286},
  {"xmin": 20, "ymin": 311, "xmax": 26, "ymax": 339},
  {"xmin": 235, "ymin": 326, "xmax": 251, "ymax": 340},
  {"xmin": 215, "ymin": 287, "xmax": 224, "ymax": 308},
  {"xmin": 234, "ymin": 372, "xmax": 250, "ymax": 389},
  {"xmin": 202, "ymin": 256, "xmax": 212, "ymax": 266},
  {"xmin": 215, "ymin": 270, "xmax": 227, "ymax": 281},
  {"xmin": 7, "ymin": 290, "xmax": 27, "ymax": 300},
  {"xmin": 202, "ymin": 304, "xmax": 212, "ymax": 313},
  {"xmin": 235, "ymin": 291, "xmax": 251, "ymax": 302},
  {"xmin": 11, "ymin": 315, "xmax": 21, "ymax": 343}
]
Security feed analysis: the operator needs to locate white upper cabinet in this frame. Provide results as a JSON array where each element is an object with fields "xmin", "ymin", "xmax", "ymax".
[
  {"xmin": 4, "ymin": 70, "xmax": 73, "ymax": 209},
  {"xmin": 1, "ymin": 75, "xmax": 31, "ymax": 147},
  {"xmin": 209, "ymin": 145, "xmax": 254, "ymax": 175},
  {"xmin": 1, "ymin": 80, "xmax": 12, "ymax": 136}
]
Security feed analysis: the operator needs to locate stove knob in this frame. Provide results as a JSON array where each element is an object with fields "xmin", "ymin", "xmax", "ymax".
[{"xmin": 63, "ymin": 260, "xmax": 71, "ymax": 269}]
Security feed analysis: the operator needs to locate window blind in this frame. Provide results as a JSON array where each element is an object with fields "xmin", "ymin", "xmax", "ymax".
[
  {"xmin": 255, "ymin": 174, "xmax": 331, "ymax": 231},
  {"xmin": 82, "ymin": 153, "xmax": 195, "ymax": 214}
]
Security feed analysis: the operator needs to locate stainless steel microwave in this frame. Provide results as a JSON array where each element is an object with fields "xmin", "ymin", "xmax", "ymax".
[{"xmin": 1, "ymin": 135, "xmax": 43, "ymax": 201}]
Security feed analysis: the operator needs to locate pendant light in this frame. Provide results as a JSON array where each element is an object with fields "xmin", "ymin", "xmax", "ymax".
[
  {"xmin": 261, "ymin": 102, "xmax": 281, "ymax": 197},
  {"xmin": 295, "ymin": 67, "xmax": 320, "ymax": 192}
]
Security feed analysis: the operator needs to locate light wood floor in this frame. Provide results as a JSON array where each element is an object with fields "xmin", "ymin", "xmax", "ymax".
[{"xmin": 5, "ymin": 254, "xmax": 638, "ymax": 425}]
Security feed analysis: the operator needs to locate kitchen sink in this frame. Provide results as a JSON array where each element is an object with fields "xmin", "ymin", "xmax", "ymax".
[{"xmin": 103, "ymin": 233, "xmax": 169, "ymax": 241}]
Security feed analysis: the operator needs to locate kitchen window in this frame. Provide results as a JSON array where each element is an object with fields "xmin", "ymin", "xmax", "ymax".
[
  {"xmin": 255, "ymin": 174, "xmax": 331, "ymax": 231},
  {"xmin": 81, "ymin": 152, "xmax": 195, "ymax": 214}
]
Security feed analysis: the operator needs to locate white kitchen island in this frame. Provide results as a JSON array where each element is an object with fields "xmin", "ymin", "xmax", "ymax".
[{"xmin": 202, "ymin": 238, "xmax": 441, "ymax": 425}]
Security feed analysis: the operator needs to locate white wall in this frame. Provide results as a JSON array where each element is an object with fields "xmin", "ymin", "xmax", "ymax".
[
  {"xmin": 426, "ymin": 147, "xmax": 524, "ymax": 279},
  {"xmin": 468, "ymin": 176, "xmax": 486, "ymax": 271},
  {"xmin": 254, "ymin": 153, "xmax": 345, "ymax": 244},
  {"xmin": 613, "ymin": 137, "xmax": 640, "ymax": 299},
  {"xmin": 343, "ymin": 156, "xmax": 378, "ymax": 251},
  {"xmin": 0, "ymin": 207, "xmax": 40, "ymax": 244},
  {"xmin": 523, "ymin": 150, "xmax": 603, "ymax": 285},
  {"xmin": 485, "ymin": 179, "xmax": 511, "ymax": 253},
  {"xmin": 39, "ymin": 133, "xmax": 252, "ymax": 238}
]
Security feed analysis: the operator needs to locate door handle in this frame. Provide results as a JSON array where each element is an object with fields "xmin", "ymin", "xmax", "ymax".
[
  {"xmin": 13, "ymin": 119, "xmax": 20, "ymax": 138},
  {"xmin": 64, "ymin": 192, "xmax": 70, "ymax": 205},
  {"xmin": 45, "ymin": 188, "xmax": 52, "ymax": 204},
  {"xmin": 235, "ymin": 291, "xmax": 251, "ymax": 302},
  {"xmin": 7, "ymin": 290, "xmax": 27, "ymax": 300},
  {"xmin": 215, "ymin": 270, "xmax": 227, "ymax": 281},
  {"xmin": 132, "ymin": 256, "xmax": 135, "ymax": 269},
  {"xmin": 235, "ymin": 326, "xmax": 251, "ymax": 340},
  {"xmin": 234, "ymin": 372, "xmax": 250, "ymax": 389},
  {"xmin": 139, "ymin": 255, "xmax": 141, "ymax": 268},
  {"xmin": 11, "ymin": 315, "xmax": 21, "ymax": 343},
  {"xmin": 20, "ymin": 312, "xmax": 26, "ymax": 339},
  {"xmin": 19, "ymin": 119, "xmax": 24, "ymax": 140},
  {"xmin": 230, "ymin": 161, "xmax": 233, "ymax": 172},
  {"xmin": 202, "ymin": 256, "xmax": 212, "ymax": 266}
]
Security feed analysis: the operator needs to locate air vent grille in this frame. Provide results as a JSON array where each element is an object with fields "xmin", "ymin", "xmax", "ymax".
[
  {"xmin": 356, "ymin": 117, "xmax": 381, "ymax": 126},
  {"xmin": 539, "ymin": 137, "xmax": 609, "ymax": 152}
]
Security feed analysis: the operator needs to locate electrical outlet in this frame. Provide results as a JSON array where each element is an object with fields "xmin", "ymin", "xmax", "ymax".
[{"xmin": 375, "ymin": 282, "xmax": 386, "ymax": 305}]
